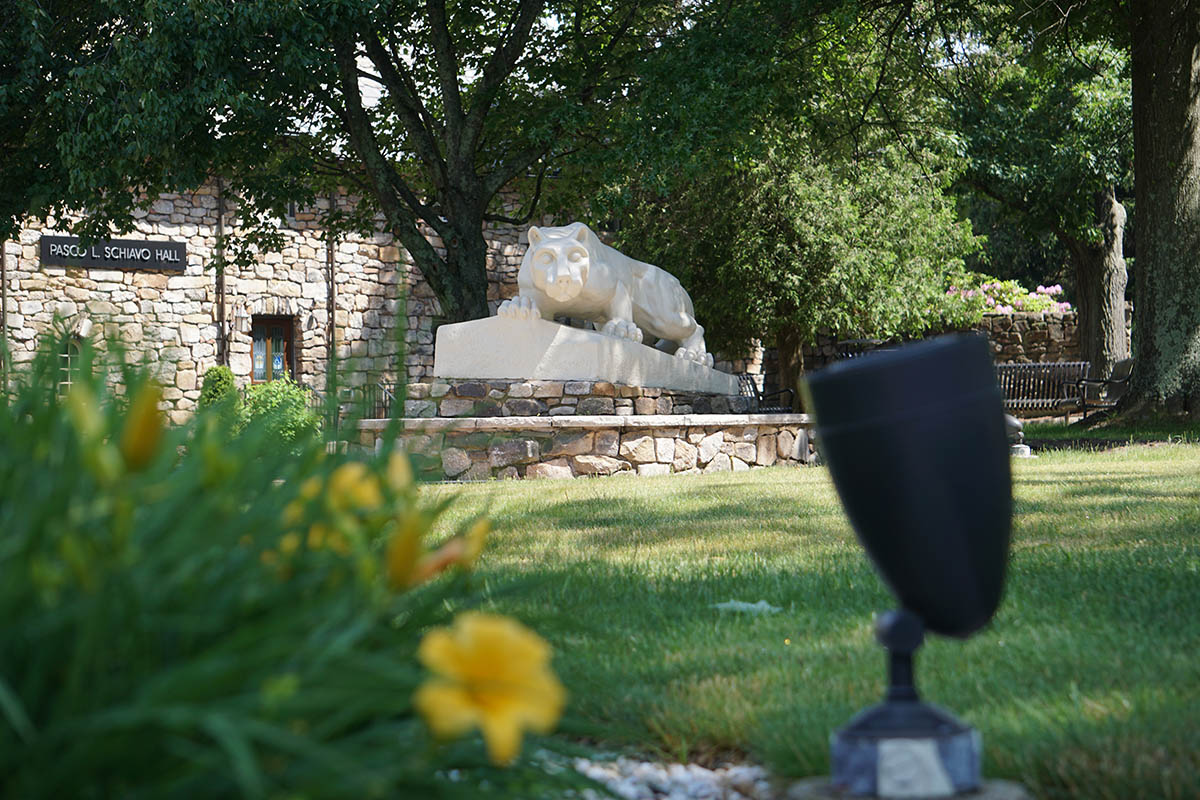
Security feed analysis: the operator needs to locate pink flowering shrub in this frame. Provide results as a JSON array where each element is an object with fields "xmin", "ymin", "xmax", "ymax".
[{"xmin": 945, "ymin": 276, "xmax": 1073, "ymax": 319}]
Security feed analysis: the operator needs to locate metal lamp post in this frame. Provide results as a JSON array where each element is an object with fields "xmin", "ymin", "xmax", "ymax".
[{"xmin": 802, "ymin": 333, "xmax": 1012, "ymax": 798}]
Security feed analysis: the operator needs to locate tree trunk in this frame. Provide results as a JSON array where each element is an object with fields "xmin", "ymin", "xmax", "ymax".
[
  {"xmin": 777, "ymin": 324, "xmax": 807, "ymax": 412},
  {"xmin": 384, "ymin": 212, "xmax": 491, "ymax": 325},
  {"xmin": 1128, "ymin": 2, "xmax": 1200, "ymax": 413},
  {"xmin": 1061, "ymin": 186, "xmax": 1129, "ymax": 379},
  {"xmin": 437, "ymin": 216, "xmax": 492, "ymax": 323}
]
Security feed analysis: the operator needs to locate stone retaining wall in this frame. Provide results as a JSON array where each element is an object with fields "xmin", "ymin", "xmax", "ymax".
[
  {"xmin": 405, "ymin": 379, "xmax": 752, "ymax": 418},
  {"xmin": 361, "ymin": 414, "xmax": 814, "ymax": 481},
  {"xmin": 977, "ymin": 311, "xmax": 1083, "ymax": 363},
  {"xmin": 799, "ymin": 306, "xmax": 1132, "ymax": 372}
]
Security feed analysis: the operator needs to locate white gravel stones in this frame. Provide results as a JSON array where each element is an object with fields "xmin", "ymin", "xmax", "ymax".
[{"xmin": 574, "ymin": 757, "xmax": 773, "ymax": 800}]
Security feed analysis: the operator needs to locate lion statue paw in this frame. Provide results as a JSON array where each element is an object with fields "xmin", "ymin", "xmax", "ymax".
[
  {"xmin": 498, "ymin": 295, "xmax": 541, "ymax": 321},
  {"xmin": 675, "ymin": 347, "xmax": 713, "ymax": 367},
  {"xmin": 602, "ymin": 318, "xmax": 644, "ymax": 343}
]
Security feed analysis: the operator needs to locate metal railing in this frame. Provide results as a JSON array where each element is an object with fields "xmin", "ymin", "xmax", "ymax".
[{"xmin": 300, "ymin": 380, "xmax": 402, "ymax": 422}]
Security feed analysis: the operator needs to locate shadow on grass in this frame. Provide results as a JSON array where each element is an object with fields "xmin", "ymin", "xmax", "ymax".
[
  {"xmin": 484, "ymin": 489, "xmax": 851, "ymax": 555},
  {"xmin": 475, "ymin": 537, "xmax": 1200, "ymax": 798}
]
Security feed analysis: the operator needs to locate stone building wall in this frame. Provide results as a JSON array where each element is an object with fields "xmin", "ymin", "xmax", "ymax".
[
  {"xmin": 1, "ymin": 186, "xmax": 530, "ymax": 421},
  {"xmin": 6, "ymin": 190, "xmax": 224, "ymax": 422}
]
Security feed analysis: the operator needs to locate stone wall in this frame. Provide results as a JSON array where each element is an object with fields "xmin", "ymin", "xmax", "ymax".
[
  {"xmin": 978, "ymin": 307, "xmax": 1131, "ymax": 363},
  {"xmin": 6, "ymin": 182, "xmax": 1133, "ymax": 425},
  {"xmin": 977, "ymin": 311, "xmax": 1081, "ymax": 362},
  {"xmin": 360, "ymin": 414, "xmax": 815, "ymax": 481},
  {"xmin": 796, "ymin": 306, "xmax": 1132, "ymax": 375},
  {"xmin": 1, "ymin": 186, "xmax": 531, "ymax": 420},
  {"xmin": 405, "ymin": 378, "xmax": 754, "ymax": 418}
]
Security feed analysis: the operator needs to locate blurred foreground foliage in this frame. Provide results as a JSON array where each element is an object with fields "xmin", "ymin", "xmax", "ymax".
[{"xmin": 0, "ymin": 337, "xmax": 581, "ymax": 799}]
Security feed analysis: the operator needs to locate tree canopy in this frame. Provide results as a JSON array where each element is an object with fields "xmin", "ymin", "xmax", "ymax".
[
  {"xmin": 5, "ymin": 0, "xmax": 698, "ymax": 321},
  {"xmin": 602, "ymin": 6, "xmax": 979, "ymax": 399},
  {"xmin": 9, "ymin": 0, "xmax": 1200, "ymax": 414},
  {"xmin": 940, "ymin": 25, "xmax": 1132, "ymax": 375}
]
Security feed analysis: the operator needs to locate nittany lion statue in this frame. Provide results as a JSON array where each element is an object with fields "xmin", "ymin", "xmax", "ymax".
[{"xmin": 497, "ymin": 222, "xmax": 713, "ymax": 366}]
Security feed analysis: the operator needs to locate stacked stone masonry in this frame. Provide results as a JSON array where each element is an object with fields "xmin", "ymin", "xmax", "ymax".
[
  {"xmin": 359, "ymin": 414, "xmax": 815, "ymax": 481},
  {"xmin": 2, "ymin": 183, "xmax": 1133, "ymax": 423},
  {"xmin": 801, "ymin": 307, "xmax": 1131, "ymax": 371},
  {"xmin": 405, "ymin": 379, "xmax": 756, "ymax": 419},
  {"xmin": 1, "ymin": 185, "xmax": 533, "ymax": 421}
]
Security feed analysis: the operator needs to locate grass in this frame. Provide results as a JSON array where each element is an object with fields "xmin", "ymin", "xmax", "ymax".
[
  {"xmin": 425, "ymin": 444, "xmax": 1200, "ymax": 800},
  {"xmin": 1024, "ymin": 416, "xmax": 1200, "ymax": 443}
]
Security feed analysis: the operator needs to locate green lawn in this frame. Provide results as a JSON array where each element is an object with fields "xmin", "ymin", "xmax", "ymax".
[
  {"xmin": 426, "ymin": 445, "xmax": 1200, "ymax": 800},
  {"xmin": 1024, "ymin": 417, "xmax": 1200, "ymax": 443}
]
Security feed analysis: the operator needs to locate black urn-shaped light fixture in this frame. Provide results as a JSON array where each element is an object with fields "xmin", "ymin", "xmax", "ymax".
[{"xmin": 802, "ymin": 334, "xmax": 1012, "ymax": 798}]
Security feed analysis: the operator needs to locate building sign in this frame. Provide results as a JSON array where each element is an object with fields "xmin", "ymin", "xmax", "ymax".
[{"xmin": 40, "ymin": 235, "xmax": 186, "ymax": 272}]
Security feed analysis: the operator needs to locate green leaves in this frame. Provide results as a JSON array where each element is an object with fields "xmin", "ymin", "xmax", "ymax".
[
  {"xmin": 945, "ymin": 16, "xmax": 1132, "ymax": 244},
  {"xmin": 0, "ymin": 334, "xmax": 585, "ymax": 797},
  {"xmin": 614, "ymin": 134, "xmax": 976, "ymax": 354}
]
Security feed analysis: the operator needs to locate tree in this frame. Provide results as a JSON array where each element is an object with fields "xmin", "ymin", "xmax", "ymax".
[
  {"xmin": 589, "ymin": 1, "xmax": 978, "ymax": 404},
  {"xmin": 940, "ymin": 33, "xmax": 1132, "ymax": 377},
  {"xmin": 949, "ymin": 0, "xmax": 1200, "ymax": 412},
  {"xmin": 1127, "ymin": 1, "xmax": 1200, "ymax": 412},
  {"xmin": 614, "ymin": 134, "xmax": 977, "ymax": 406},
  {"xmin": 0, "ymin": 1, "xmax": 110, "ymax": 240},
  {"xmin": 6, "ymin": 0, "xmax": 685, "ymax": 322}
]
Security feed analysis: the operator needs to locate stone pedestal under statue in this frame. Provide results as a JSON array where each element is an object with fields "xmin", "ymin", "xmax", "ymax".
[{"xmin": 433, "ymin": 316, "xmax": 740, "ymax": 395}]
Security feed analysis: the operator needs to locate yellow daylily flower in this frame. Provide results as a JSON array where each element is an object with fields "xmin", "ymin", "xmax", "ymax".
[
  {"xmin": 120, "ymin": 381, "xmax": 164, "ymax": 472},
  {"xmin": 326, "ymin": 462, "xmax": 383, "ymax": 512},
  {"xmin": 414, "ymin": 612, "xmax": 565, "ymax": 766}
]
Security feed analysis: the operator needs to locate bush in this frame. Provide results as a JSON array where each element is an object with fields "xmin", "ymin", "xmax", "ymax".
[
  {"xmin": 239, "ymin": 376, "xmax": 321, "ymax": 450},
  {"xmin": 0, "ymin": 337, "xmax": 580, "ymax": 798},
  {"xmin": 198, "ymin": 364, "xmax": 237, "ymax": 409},
  {"xmin": 946, "ymin": 276, "xmax": 1074, "ymax": 318}
]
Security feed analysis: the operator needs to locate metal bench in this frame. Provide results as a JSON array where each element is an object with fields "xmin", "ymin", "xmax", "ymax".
[
  {"xmin": 1077, "ymin": 357, "xmax": 1134, "ymax": 420},
  {"xmin": 738, "ymin": 374, "xmax": 795, "ymax": 413},
  {"xmin": 835, "ymin": 338, "xmax": 892, "ymax": 360},
  {"xmin": 994, "ymin": 361, "xmax": 1089, "ymax": 420}
]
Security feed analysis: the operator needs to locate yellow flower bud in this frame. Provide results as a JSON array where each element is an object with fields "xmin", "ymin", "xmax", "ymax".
[
  {"xmin": 327, "ymin": 462, "xmax": 382, "ymax": 512},
  {"xmin": 385, "ymin": 512, "xmax": 424, "ymax": 590},
  {"xmin": 120, "ymin": 382, "xmax": 164, "ymax": 472},
  {"xmin": 279, "ymin": 532, "xmax": 301, "ymax": 556},
  {"xmin": 306, "ymin": 523, "xmax": 328, "ymax": 549},
  {"xmin": 461, "ymin": 518, "xmax": 490, "ymax": 568},
  {"xmin": 411, "ymin": 517, "xmax": 491, "ymax": 583},
  {"xmin": 299, "ymin": 476, "xmax": 322, "ymax": 500},
  {"xmin": 387, "ymin": 451, "xmax": 413, "ymax": 491},
  {"xmin": 66, "ymin": 383, "xmax": 103, "ymax": 444},
  {"xmin": 283, "ymin": 477, "xmax": 323, "ymax": 527}
]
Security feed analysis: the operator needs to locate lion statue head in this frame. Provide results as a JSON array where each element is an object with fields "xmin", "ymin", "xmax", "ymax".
[{"xmin": 524, "ymin": 223, "xmax": 592, "ymax": 303}]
